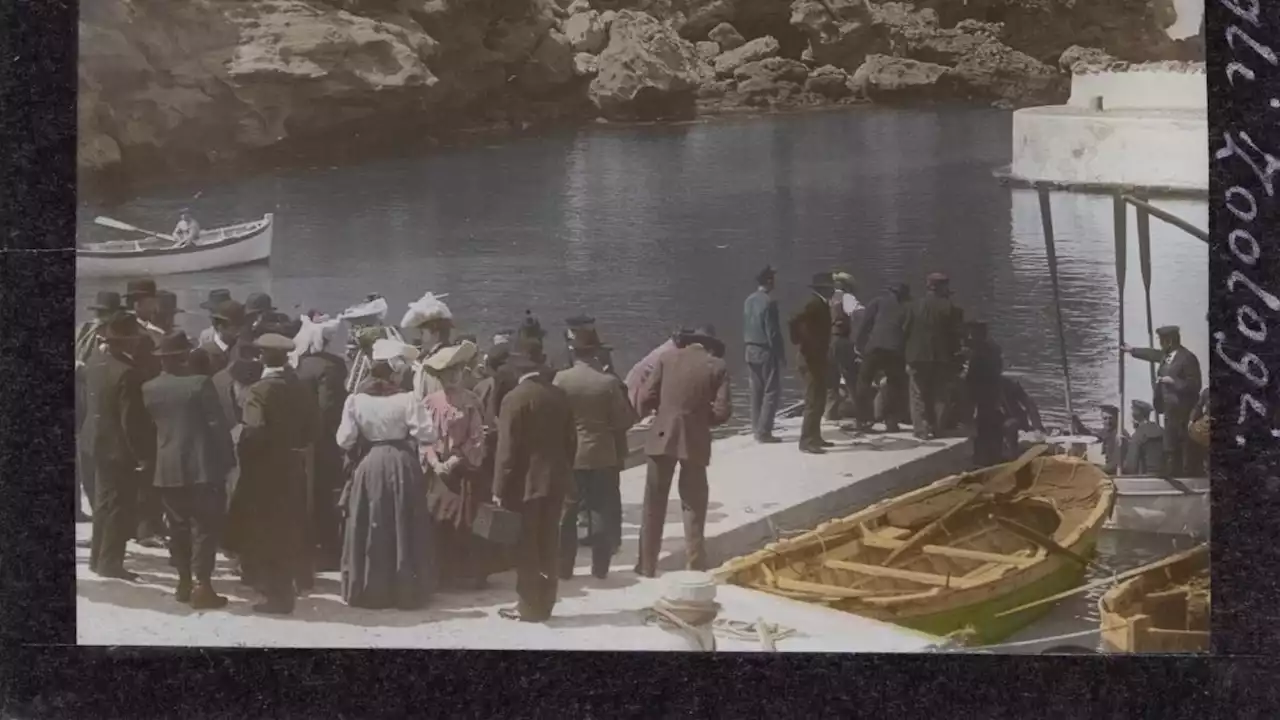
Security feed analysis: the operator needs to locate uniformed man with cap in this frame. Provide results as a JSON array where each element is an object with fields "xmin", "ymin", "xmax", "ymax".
[
  {"xmin": 1122, "ymin": 325, "xmax": 1202, "ymax": 475},
  {"xmin": 226, "ymin": 332, "xmax": 317, "ymax": 615},
  {"xmin": 1122, "ymin": 399, "xmax": 1164, "ymax": 476},
  {"xmin": 1072, "ymin": 403, "xmax": 1127, "ymax": 475}
]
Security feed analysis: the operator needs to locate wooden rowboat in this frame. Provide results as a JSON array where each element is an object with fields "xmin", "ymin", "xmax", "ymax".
[
  {"xmin": 713, "ymin": 452, "xmax": 1116, "ymax": 645},
  {"xmin": 1098, "ymin": 543, "xmax": 1209, "ymax": 653},
  {"xmin": 77, "ymin": 213, "xmax": 274, "ymax": 278}
]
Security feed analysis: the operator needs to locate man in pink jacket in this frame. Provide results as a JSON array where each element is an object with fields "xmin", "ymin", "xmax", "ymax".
[{"xmin": 623, "ymin": 329, "xmax": 689, "ymax": 415}]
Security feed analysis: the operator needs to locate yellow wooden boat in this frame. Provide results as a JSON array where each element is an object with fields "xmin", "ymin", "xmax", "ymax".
[
  {"xmin": 714, "ymin": 450, "xmax": 1116, "ymax": 645},
  {"xmin": 1098, "ymin": 543, "xmax": 1209, "ymax": 653}
]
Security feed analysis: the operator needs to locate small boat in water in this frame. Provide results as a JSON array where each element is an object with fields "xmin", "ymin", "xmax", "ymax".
[
  {"xmin": 1098, "ymin": 543, "xmax": 1209, "ymax": 653},
  {"xmin": 714, "ymin": 449, "xmax": 1116, "ymax": 645},
  {"xmin": 77, "ymin": 213, "xmax": 274, "ymax": 278}
]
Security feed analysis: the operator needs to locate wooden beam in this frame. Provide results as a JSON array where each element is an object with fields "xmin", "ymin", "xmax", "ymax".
[
  {"xmin": 823, "ymin": 559, "xmax": 954, "ymax": 587},
  {"xmin": 773, "ymin": 576, "xmax": 881, "ymax": 598},
  {"xmin": 921, "ymin": 545, "xmax": 1039, "ymax": 568}
]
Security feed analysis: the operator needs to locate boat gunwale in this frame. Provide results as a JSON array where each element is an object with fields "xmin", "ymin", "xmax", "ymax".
[{"xmin": 77, "ymin": 213, "xmax": 273, "ymax": 259}]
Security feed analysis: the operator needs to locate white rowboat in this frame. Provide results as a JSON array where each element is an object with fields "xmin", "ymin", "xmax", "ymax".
[{"xmin": 77, "ymin": 213, "xmax": 273, "ymax": 278}]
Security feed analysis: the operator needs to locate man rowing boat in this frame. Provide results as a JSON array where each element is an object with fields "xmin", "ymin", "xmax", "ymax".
[{"xmin": 173, "ymin": 209, "xmax": 201, "ymax": 248}]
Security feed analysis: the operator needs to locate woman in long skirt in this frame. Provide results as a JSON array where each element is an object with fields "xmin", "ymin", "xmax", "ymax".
[
  {"xmin": 419, "ymin": 340, "xmax": 494, "ymax": 590},
  {"xmin": 336, "ymin": 339, "xmax": 437, "ymax": 610}
]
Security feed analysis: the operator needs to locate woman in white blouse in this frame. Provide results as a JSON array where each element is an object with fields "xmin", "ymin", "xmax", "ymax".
[{"xmin": 335, "ymin": 339, "xmax": 438, "ymax": 609}]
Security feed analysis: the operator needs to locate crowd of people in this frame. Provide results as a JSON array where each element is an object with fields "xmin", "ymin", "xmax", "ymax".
[
  {"xmin": 74, "ymin": 278, "xmax": 734, "ymax": 621},
  {"xmin": 73, "ymin": 264, "xmax": 1207, "ymax": 622}
]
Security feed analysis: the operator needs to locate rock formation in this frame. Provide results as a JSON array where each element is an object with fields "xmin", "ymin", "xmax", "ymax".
[{"xmin": 78, "ymin": 0, "xmax": 1203, "ymax": 187}]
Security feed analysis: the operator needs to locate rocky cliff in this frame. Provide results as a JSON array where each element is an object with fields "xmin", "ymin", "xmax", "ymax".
[{"xmin": 79, "ymin": 0, "xmax": 1202, "ymax": 188}]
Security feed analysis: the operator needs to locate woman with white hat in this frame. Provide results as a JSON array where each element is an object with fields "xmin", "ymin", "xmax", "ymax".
[
  {"xmin": 400, "ymin": 291, "xmax": 456, "ymax": 400},
  {"xmin": 335, "ymin": 338, "xmax": 438, "ymax": 609},
  {"xmin": 418, "ymin": 340, "xmax": 494, "ymax": 590},
  {"xmin": 338, "ymin": 294, "xmax": 405, "ymax": 395}
]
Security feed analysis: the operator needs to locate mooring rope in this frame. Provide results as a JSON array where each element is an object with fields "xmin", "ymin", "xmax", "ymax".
[{"xmin": 642, "ymin": 598, "xmax": 798, "ymax": 651}]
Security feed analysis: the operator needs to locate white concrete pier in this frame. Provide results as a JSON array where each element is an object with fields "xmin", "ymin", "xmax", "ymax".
[{"xmin": 77, "ymin": 418, "xmax": 970, "ymax": 651}]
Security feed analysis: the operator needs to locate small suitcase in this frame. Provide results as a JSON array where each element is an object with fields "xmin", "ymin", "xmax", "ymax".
[{"xmin": 471, "ymin": 502, "xmax": 522, "ymax": 546}]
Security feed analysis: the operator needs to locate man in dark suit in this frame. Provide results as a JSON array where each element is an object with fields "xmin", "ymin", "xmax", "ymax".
[
  {"xmin": 855, "ymin": 283, "xmax": 911, "ymax": 432},
  {"xmin": 196, "ymin": 288, "xmax": 233, "ymax": 347},
  {"xmin": 743, "ymin": 265, "xmax": 786, "ymax": 443},
  {"xmin": 553, "ymin": 329, "xmax": 637, "ymax": 580},
  {"xmin": 199, "ymin": 300, "xmax": 247, "ymax": 376},
  {"xmin": 227, "ymin": 333, "xmax": 317, "ymax": 614},
  {"xmin": 1122, "ymin": 399, "xmax": 1164, "ymax": 475},
  {"xmin": 789, "ymin": 273, "xmax": 837, "ymax": 454},
  {"xmin": 82, "ymin": 314, "xmax": 155, "ymax": 581},
  {"xmin": 294, "ymin": 317, "xmax": 349, "ymax": 573},
  {"xmin": 562, "ymin": 315, "xmax": 618, "ymax": 376},
  {"xmin": 635, "ymin": 327, "xmax": 732, "ymax": 577},
  {"xmin": 494, "ymin": 341, "xmax": 577, "ymax": 622},
  {"xmin": 962, "ymin": 321, "xmax": 1004, "ymax": 466},
  {"xmin": 902, "ymin": 272, "xmax": 965, "ymax": 440},
  {"xmin": 1122, "ymin": 325, "xmax": 1203, "ymax": 476},
  {"xmin": 76, "ymin": 291, "xmax": 127, "ymax": 522},
  {"xmin": 123, "ymin": 278, "xmax": 168, "ymax": 548},
  {"xmin": 141, "ymin": 331, "xmax": 234, "ymax": 609}
]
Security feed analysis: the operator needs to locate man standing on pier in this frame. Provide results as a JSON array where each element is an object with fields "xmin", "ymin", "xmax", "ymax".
[
  {"xmin": 494, "ymin": 344, "xmax": 577, "ymax": 622},
  {"xmin": 1122, "ymin": 325, "xmax": 1202, "ymax": 476},
  {"xmin": 228, "ymin": 333, "xmax": 316, "ymax": 615},
  {"xmin": 76, "ymin": 291, "xmax": 127, "ymax": 521},
  {"xmin": 141, "ymin": 331, "xmax": 234, "ymax": 610},
  {"xmin": 1072, "ymin": 403, "xmax": 1126, "ymax": 475},
  {"xmin": 554, "ymin": 329, "xmax": 637, "ymax": 580},
  {"xmin": 196, "ymin": 289, "xmax": 233, "ymax": 347},
  {"xmin": 902, "ymin": 273, "xmax": 965, "ymax": 441},
  {"xmin": 199, "ymin": 300, "xmax": 247, "ymax": 376},
  {"xmin": 1122, "ymin": 399, "xmax": 1164, "ymax": 476},
  {"xmin": 790, "ymin": 273, "xmax": 837, "ymax": 454},
  {"xmin": 124, "ymin": 278, "xmax": 168, "ymax": 548},
  {"xmin": 83, "ymin": 314, "xmax": 155, "ymax": 581},
  {"xmin": 635, "ymin": 327, "xmax": 731, "ymax": 576},
  {"xmin": 963, "ymin": 321, "xmax": 1004, "ymax": 465},
  {"xmin": 855, "ymin": 283, "xmax": 910, "ymax": 432},
  {"xmin": 743, "ymin": 266, "xmax": 785, "ymax": 443}
]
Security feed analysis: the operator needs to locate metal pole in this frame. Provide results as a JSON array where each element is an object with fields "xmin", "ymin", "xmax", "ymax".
[
  {"xmin": 1134, "ymin": 193, "xmax": 1158, "ymax": 423},
  {"xmin": 1120, "ymin": 195, "xmax": 1209, "ymax": 244},
  {"xmin": 1037, "ymin": 187, "xmax": 1075, "ymax": 420},
  {"xmin": 1112, "ymin": 193, "xmax": 1127, "ymax": 434}
]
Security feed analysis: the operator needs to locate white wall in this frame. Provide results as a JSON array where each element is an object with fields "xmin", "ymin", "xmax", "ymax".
[
  {"xmin": 1067, "ymin": 69, "xmax": 1206, "ymax": 111},
  {"xmin": 1010, "ymin": 107, "xmax": 1207, "ymax": 191}
]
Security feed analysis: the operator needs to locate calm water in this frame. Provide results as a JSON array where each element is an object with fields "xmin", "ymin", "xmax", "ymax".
[
  {"xmin": 76, "ymin": 108, "xmax": 1208, "ymax": 431},
  {"xmin": 78, "ymin": 108, "xmax": 1207, "ymax": 647}
]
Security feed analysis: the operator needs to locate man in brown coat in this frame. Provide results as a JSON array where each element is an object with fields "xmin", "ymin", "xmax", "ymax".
[
  {"xmin": 553, "ymin": 329, "xmax": 638, "ymax": 580},
  {"xmin": 635, "ymin": 327, "xmax": 732, "ymax": 577},
  {"xmin": 494, "ymin": 340, "xmax": 578, "ymax": 622},
  {"xmin": 789, "ymin": 273, "xmax": 837, "ymax": 454}
]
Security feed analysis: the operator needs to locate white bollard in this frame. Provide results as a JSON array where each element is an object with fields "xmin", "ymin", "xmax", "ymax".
[{"xmin": 651, "ymin": 571, "xmax": 720, "ymax": 651}]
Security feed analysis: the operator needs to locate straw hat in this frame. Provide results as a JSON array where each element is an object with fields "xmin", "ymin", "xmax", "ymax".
[
  {"xmin": 400, "ymin": 292, "xmax": 453, "ymax": 329},
  {"xmin": 372, "ymin": 337, "xmax": 420, "ymax": 363},
  {"xmin": 424, "ymin": 340, "xmax": 478, "ymax": 372}
]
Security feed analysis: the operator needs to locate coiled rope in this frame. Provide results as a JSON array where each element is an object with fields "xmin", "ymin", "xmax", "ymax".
[{"xmin": 642, "ymin": 598, "xmax": 798, "ymax": 651}]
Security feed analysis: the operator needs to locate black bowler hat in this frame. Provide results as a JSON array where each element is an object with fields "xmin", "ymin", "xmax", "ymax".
[
  {"xmin": 100, "ymin": 313, "xmax": 142, "ymax": 341},
  {"xmin": 756, "ymin": 265, "xmax": 777, "ymax": 285},
  {"xmin": 156, "ymin": 290, "xmax": 184, "ymax": 315},
  {"xmin": 565, "ymin": 314, "xmax": 596, "ymax": 329},
  {"xmin": 1156, "ymin": 325, "xmax": 1181, "ymax": 337},
  {"xmin": 569, "ymin": 327, "xmax": 610, "ymax": 351},
  {"xmin": 154, "ymin": 330, "xmax": 194, "ymax": 356},
  {"xmin": 125, "ymin": 278, "xmax": 158, "ymax": 300},
  {"xmin": 682, "ymin": 325, "xmax": 725, "ymax": 358},
  {"xmin": 244, "ymin": 292, "xmax": 276, "ymax": 315},
  {"xmin": 211, "ymin": 299, "xmax": 247, "ymax": 324},
  {"xmin": 88, "ymin": 291, "xmax": 124, "ymax": 313},
  {"xmin": 199, "ymin": 288, "xmax": 232, "ymax": 310}
]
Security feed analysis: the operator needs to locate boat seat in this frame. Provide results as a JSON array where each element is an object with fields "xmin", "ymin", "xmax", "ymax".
[{"xmin": 822, "ymin": 559, "xmax": 956, "ymax": 587}]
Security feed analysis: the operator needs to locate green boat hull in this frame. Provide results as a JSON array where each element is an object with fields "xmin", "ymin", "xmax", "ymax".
[{"xmin": 894, "ymin": 538, "xmax": 1099, "ymax": 646}]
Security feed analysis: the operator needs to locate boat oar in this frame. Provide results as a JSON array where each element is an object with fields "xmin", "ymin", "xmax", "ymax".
[
  {"xmin": 883, "ymin": 445, "xmax": 1050, "ymax": 566},
  {"xmin": 994, "ymin": 543, "xmax": 1208, "ymax": 618},
  {"xmin": 1038, "ymin": 187, "xmax": 1075, "ymax": 420},
  {"xmin": 1113, "ymin": 192, "xmax": 1128, "ymax": 445},
  {"xmin": 990, "ymin": 515, "xmax": 1101, "ymax": 571},
  {"xmin": 1134, "ymin": 193, "xmax": 1157, "ymax": 422},
  {"xmin": 94, "ymin": 215, "xmax": 176, "ymax": 242}
]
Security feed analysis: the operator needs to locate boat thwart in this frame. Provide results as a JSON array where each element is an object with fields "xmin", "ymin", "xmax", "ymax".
[{"xmin": 1098, "ymin": 543, "xmax": 1209, "ymax": 653}]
